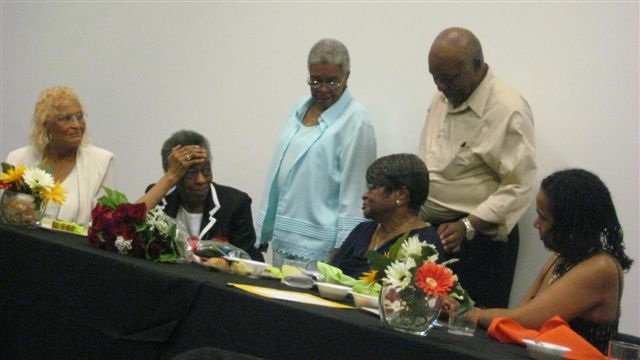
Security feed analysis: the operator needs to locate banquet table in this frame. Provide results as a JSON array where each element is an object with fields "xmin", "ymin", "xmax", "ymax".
[{"xmin": 0, "ymin": 223, "xmax": 530, "ymax": 360}]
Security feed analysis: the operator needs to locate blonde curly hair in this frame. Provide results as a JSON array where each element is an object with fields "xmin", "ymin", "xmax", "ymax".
[{"xmin": 29, "ymin": 86, "xmax": 87, "ymax": 152}]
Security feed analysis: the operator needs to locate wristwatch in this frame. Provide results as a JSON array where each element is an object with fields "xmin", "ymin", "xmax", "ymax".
[{"xmin": 461, "ymin": 217, "xmax": 476, "ymax": 240}]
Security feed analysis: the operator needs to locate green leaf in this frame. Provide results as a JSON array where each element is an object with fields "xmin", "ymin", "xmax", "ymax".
[
  {"xmin": 421, "ymin": 244, "xmax": 438, "ymax": 258},
  {"xmin": 97, "ymin": 186, "xmax": 129, "ymax": 209},
  {"xmin": 387, "ymin": 231, "xmax": 410, "ymax": 260},
  {"xmin": 366, "ymin": 250, "xmax": 390, "ymax": 271},
  {"xmin": 134, "ymin": 222, "xmax": 148, "ymax": 232},
  {"xmin": 1, "ymin": 162, "xmax": 14, "ymax": 173},
  {"xmin": 451, "ymin": 284, "xmax": 475, "ymax": 315},
  {"xmin": 144, "ymin": 237, "xmax": 156, "ymax": 260},
  {"xmin": 157, "ymin": 253, "xmax": 177, "ymax": 263}
]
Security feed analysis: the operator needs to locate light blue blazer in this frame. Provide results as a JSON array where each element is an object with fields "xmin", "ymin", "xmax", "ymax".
[{"xmin": 256, "ymin": 89, "xmax": 377, "ymax": 262}]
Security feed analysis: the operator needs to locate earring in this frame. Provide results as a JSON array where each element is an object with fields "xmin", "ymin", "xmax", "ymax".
[
  {"xmin": 41, "ymin": 132, "xmax": 51, "ymax": 145},
  {"xmin": 396, "ymin": 199, "xmax": 400, "ymax": 207}
]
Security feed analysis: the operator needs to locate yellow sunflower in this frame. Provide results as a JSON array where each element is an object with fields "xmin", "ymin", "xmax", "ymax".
[
  {"xmin": 359, "ymin": 269, "xmax": 378, "ymax": 285},
  {"xmin": 42, "ymin": 181, "xmax": 67, "ymax": 204},
  {"xmin": 0, "ymin": 165, "xmax": 26, "ymax": 185}
]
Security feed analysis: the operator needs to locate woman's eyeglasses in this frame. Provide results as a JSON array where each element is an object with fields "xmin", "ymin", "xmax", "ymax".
[
  {"xmin": 307, "ymin": 78, "xmax": 343, "ymax": 90},
  {"xmin": 57, "ymin": 112, "xmax": 85, "ymax": 124}
]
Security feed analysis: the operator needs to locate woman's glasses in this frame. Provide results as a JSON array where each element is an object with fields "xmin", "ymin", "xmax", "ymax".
[
  {"xmin": 57, "ymin": 112, "xmax": 85, "ymax": 124},
  {"xmin": 307, "ymin": 77, "xmax": 343, "ymax": 90}
]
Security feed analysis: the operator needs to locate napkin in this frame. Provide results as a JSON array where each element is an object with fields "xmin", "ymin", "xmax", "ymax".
[
  {"xmin": 488, "ymin": 316, "xmax": 606, "ymax": 360},
  {"xmin": 316, "ymin": 262, "xmax": 380, "ymax": 295}
]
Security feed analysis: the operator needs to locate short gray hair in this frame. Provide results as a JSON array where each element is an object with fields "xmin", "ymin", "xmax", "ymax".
[
  {"xmin": 161, "ymin": 130, "xmax": 211, "ymax": 171},
  {"xmin": 307, "ymin": 38, "xmax": 350, "ymax": 74}
]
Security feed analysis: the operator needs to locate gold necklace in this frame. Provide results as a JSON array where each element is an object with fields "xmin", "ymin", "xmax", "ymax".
[{"xmin": 371, "ymin": 216, "xmax": 420, "ymax": 251}]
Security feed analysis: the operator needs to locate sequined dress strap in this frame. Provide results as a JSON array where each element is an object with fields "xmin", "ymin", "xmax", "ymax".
[{"xmin": 559, "ymin": 258, "xmax": 622, "ymax": 354}]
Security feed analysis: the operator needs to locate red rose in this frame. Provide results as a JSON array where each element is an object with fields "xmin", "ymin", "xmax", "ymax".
[
  {"xmin": 112, "ymin": 222, "xmax": 137, "ymax": 240},
  {"xmin": 125, "ymin": 203, "xmax": 147, "ymax": 221},
  {"xmin": 90, "ymin": 204, "xmax": 114, "ymax": 232},
  {"xmin": 114, "ymin": 203, "xmax": 145, "ymax": 222},
  {"xmin": 91, "ymin": 204, "xmax": 111, "ymax": 219}
]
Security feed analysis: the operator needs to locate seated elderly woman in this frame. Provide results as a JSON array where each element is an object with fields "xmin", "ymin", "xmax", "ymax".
[
  {"xmin": 6, "ymin": 86, "xmax": 115, "ymax": 226},
  {"xmin": 137, "ymin": 130, "xmax": 263, "ymax": 261},
  {"xmin": 470, "ymin": 169, "xmax": 633, "ymax": 353},
  {"xmin": 330, "ymin": 153, "xmax": 443, "ymax": 278}
]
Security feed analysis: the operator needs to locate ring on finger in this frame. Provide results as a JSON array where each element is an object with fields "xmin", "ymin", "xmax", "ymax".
[{"xmin": 186, "ymin": 153, "xmax": 192, "ymax": 161}]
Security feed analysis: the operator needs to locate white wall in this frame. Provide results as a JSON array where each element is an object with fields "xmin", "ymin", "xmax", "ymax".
[{"xmin": 1, "ymin": 2, "xmax": 638, "ymax": 336}]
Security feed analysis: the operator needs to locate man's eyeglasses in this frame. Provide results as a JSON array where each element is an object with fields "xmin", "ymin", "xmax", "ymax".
[
  {"xmin": 57, "ymin": 112, "xmax": 85, "ymax": 124},
  {"xmin": 307, "ymin": 77, "xmax": 343, "ymax": 90}
]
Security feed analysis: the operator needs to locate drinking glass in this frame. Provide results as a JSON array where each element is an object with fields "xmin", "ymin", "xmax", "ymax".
[
  {"xmin": 281, "ymin": 259, "xmax": 309, "ymax": 282},
  {"xmin": 40, "ymin": 202, "xmax": 61, "ymax": 227},
  {"xmin": 447, "ymin": 306, "xmax": 477, "ymax": 336},
  {"xmin": 608, "ymin": 340, "xmax": 640, "ymax": 359}
]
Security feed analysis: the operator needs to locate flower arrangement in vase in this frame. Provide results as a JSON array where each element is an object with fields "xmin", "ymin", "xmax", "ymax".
[
  {"xmin": 88, "ymin": 187, "xmax": 190, "ymax": 262},
  {"xmin": 0, "ymin": 162, "xmax": 66, "ymax": 226},
  {"xmin": 362, "ymin": 232, "xmax": 473, "ymax": 336}
]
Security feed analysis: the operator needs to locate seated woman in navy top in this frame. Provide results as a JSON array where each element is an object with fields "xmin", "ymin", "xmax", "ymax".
[{"xmin": 331, "ymin": 153, "xmax": 443, "ymax": 278}]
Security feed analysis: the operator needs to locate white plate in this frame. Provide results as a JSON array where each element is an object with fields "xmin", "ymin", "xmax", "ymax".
[
  {"xmin": 225, "ymin": 257, "xmax": 269, "ymax": 278},
  {"xmin": 352, "ymin": 292, "xmax": 379, "ymax": 309},
  {"xmin": 359, "ymin": 306, "xmax": 380, "ymax": 316},
  {"xmin": 522, "ymin": 339, "xmax": 570, "ymax": 360},
  {"xmin": 316, "ymin": 282, "xmax": 351, "ymax": 300},
  {"xmin": 39, "ymin": 222, "xmax": 88, "ymax": 236}
]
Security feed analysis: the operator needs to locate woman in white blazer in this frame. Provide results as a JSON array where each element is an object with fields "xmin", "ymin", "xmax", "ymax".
[{"xmin": 6, "ymin": 86, "xmax": 115, "ymax": 226}]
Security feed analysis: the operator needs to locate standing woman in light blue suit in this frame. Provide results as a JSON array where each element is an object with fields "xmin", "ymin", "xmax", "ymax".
[{"xmin": 256, "ymin": 39, "xmax": 377, "ymax": 267}]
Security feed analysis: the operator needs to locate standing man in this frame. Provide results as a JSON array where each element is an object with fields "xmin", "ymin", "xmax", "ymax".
[{"xmin": 419, "ymin": 27, "xmax": 536, "ymax": 308}]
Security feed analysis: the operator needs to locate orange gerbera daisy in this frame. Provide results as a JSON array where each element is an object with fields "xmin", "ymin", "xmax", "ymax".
[{"xmin": 414, "ymin": 262, "xmax": 454, "ymax": 296}]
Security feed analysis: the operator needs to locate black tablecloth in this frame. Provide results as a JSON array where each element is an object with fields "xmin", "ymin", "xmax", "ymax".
[{"xmin": 0, "ymin": 224, "xmax": 529, "ymax": 359}]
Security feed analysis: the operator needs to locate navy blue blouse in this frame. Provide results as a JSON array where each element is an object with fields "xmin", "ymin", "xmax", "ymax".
[{"xmin": 330, "ymin": 221, "xmax": 443, "ymax": 279}]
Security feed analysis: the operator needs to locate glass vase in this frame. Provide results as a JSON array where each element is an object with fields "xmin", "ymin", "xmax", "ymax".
[
  {"xmin": 378, "ymin": 284, "xmax": 442, "ymax": 336},
  {"xmin": 0, "ymin": 190, "xmax": 45, "ymax": 227}
]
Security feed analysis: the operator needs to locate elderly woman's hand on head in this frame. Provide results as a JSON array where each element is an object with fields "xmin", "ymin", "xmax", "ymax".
[{"xmin": 165, "ymin": 144, "xmax": 208, "ymax": 179}]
